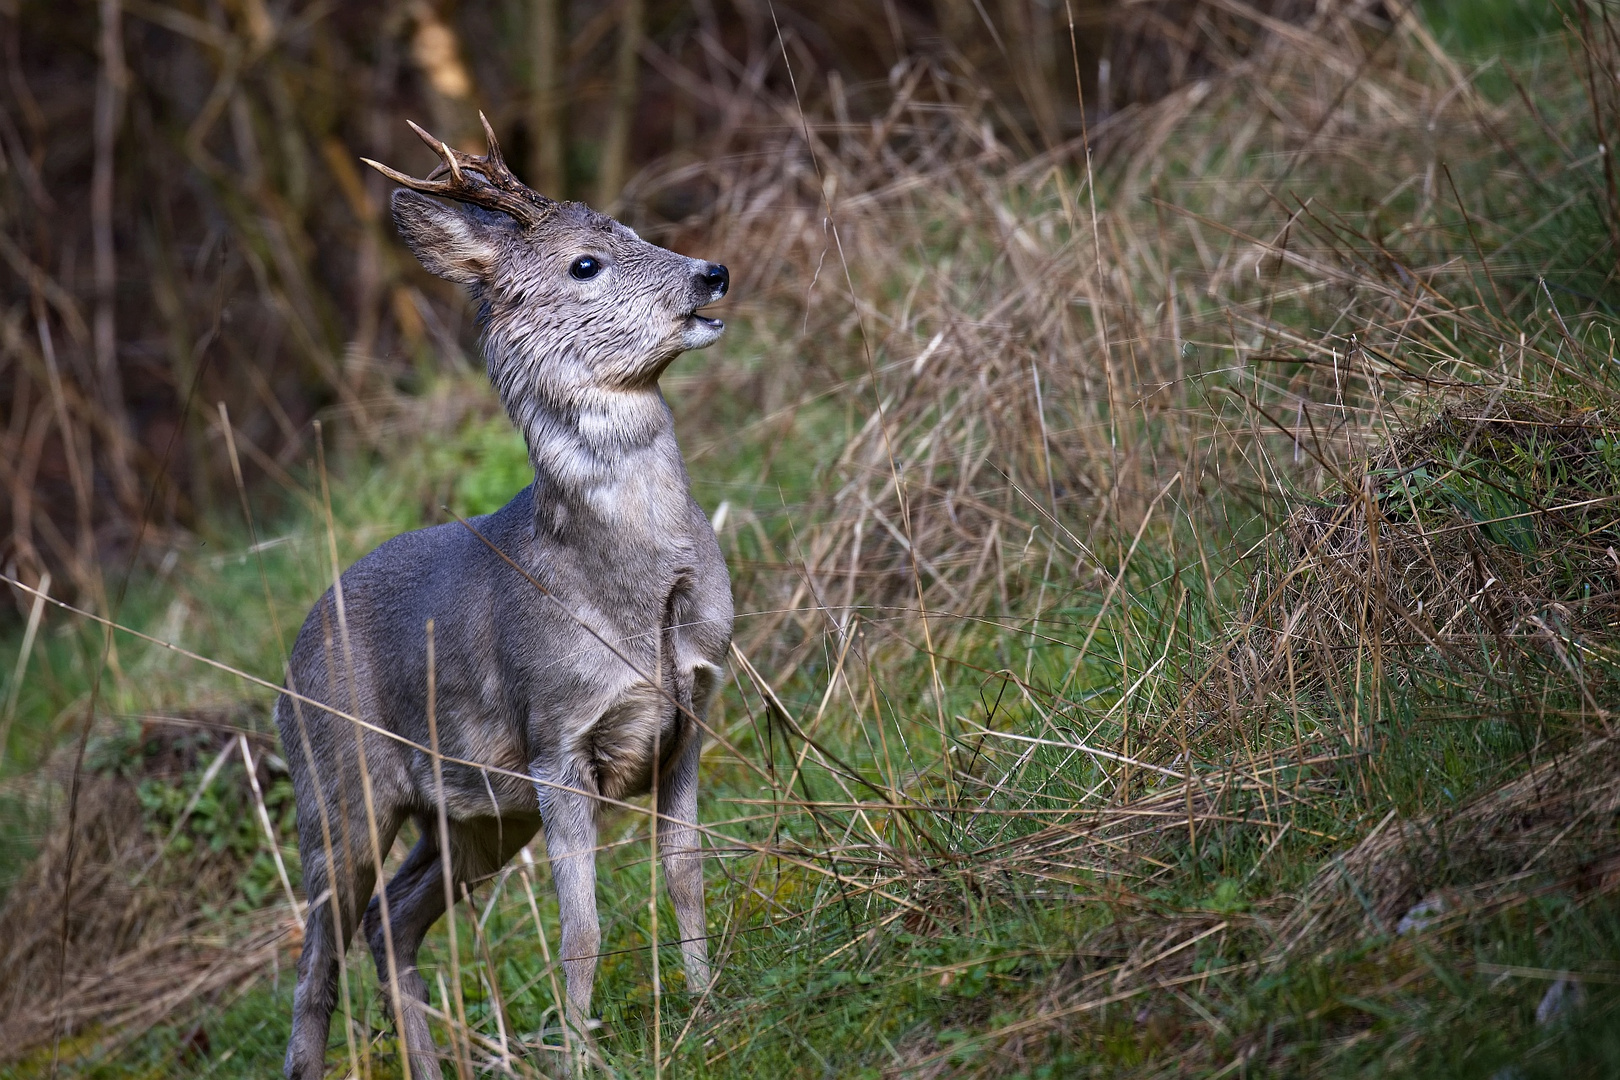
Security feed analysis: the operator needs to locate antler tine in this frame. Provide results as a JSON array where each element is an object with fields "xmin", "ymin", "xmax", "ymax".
[
  {"xmin": 406, "ymin": 119, "xmax": 443, "ymax": 154},
  {"xmin": 477, "ymin": 111, "xmax": 505, "ymax": 172},
  {"xmin": 402, "ymin": 119, "xmax": 457, "ymax": 183},
  {"xmin": 439, "ymin": 140, "xmax": 465, "ymax": 183},
  {"xmin": 359, "ymin": 151, "xmax": 463, "ymax": 202},
  {"xmin": 401, "ymin": 119, "xmax": 471, "ymax": 185},
  {"xmin": 360, "ymin": 156, "xmax": 433, "ymax": 191}
]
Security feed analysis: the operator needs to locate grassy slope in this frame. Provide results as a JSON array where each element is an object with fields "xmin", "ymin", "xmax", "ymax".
[{"xmin": 6, "ymin": 7, "xmax": 1620, "ymax": 1079}]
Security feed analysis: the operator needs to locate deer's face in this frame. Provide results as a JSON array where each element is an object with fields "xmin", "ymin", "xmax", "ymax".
[{"xmin": 392, "ymin": 190, "xmax": 729, "ymax": 402}]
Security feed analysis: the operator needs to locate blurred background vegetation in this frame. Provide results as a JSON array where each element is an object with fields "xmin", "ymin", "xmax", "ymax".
[{"xmin": 0, "ymin": 0, "xmax": 1231, "ymax": 604}]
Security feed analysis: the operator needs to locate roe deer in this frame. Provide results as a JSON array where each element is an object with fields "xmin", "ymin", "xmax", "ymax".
[{"xmin": 277, "ymin": 116, "xmax": 733, "ymax": 1079}]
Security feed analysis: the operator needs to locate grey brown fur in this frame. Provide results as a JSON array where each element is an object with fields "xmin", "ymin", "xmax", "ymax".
[{"xmin": 276, "ymin": 118, "xmax": 732, "ymax": 1079}]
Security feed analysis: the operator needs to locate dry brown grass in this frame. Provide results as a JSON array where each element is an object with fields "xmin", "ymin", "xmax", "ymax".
[
  {"xmin": 1278, "ymin": 731, "xmax": 1620, "ymax": 957},
  {"xmin": 1237, "ymin": 394, "xmax": 1620, "ymax": 708},
  {"xmin": 0, "ymin": 720, "xmax": 300, "ymax": 1058}
]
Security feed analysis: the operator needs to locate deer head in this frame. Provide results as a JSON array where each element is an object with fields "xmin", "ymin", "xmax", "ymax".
[{"xmin": 365, "ymin": 116, "xmax": 729, "ymax": 417}]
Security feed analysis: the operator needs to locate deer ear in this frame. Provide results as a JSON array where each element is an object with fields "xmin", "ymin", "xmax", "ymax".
[{"xmin": 391, "ymin": 189, "xmax": 505, "ymax": 285}]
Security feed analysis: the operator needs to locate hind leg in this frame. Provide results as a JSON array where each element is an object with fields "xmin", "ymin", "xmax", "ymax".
[
  {"xmin": 364, "ymin": 814, "xmax": 541, "ymax": 1079},
  {"xmin": 363, "ymin": 828, "xmax": 447, "ymax": 1080},
  {"xmin": 286, "ymin": 800, "xmax": 398, "ymax": 1079}
]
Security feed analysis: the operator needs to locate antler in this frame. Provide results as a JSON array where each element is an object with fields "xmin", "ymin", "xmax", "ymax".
[{"xmin": 361, "ymin": 112, "xmax": 554, "ymax": 226}]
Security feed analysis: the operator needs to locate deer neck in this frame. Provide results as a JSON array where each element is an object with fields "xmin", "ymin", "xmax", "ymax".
[{"xmin": 513, "ymin": 386, "xmax": 693, "ymax": 551}]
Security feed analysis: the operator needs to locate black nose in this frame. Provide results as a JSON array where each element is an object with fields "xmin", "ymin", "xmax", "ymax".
[{"xmin": 700, "ymin": 263, "xmax": 729, "ymax": 297}]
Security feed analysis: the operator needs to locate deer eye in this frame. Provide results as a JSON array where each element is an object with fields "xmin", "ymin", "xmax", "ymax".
[{"xmin": 569, "ymin": 256, "xmax": 601, "ymax": 280}]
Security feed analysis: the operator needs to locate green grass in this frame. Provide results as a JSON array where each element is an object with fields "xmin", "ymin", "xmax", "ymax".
[
  {"xmin": 7, "ymin": 435, "xmax": 1614, "ymax": 1078},
  {"xmin": 1418, "ymin": 0, "xmax": 1570, "ymax": 57}
]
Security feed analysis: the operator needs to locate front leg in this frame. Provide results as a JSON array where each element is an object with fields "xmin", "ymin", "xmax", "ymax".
[
  {"xmin": 658, "ymin": 733, "xmax": 710, "ymax": 994},
  {"xmin": 536, "ymin": 766, "xmax": 601, "ymax": 1040}
]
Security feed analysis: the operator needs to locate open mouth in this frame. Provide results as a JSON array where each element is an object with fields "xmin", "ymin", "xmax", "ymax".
[{"xmin": 689, "ymin": 312, "xmax": 724, "ymax": 330}]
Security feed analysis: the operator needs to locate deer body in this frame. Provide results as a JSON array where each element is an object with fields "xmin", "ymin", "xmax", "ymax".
[{"xmin": 276, "ymin": 119, "xmax": 732, "ymax": 1079}]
